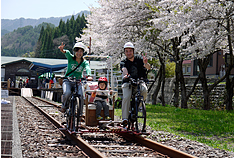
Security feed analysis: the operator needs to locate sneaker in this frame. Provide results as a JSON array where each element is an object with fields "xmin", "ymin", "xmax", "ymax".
[
  {"xmin": 97, "ymin": 116, "xmax": 103, "ymax": 120},
  {"xmin": 59, "ymin": 108, "xmax": 66, "ymax": 113},
  {"xmin": 105, "ymin": 116, "xmax": 111, "ymax": 120}
]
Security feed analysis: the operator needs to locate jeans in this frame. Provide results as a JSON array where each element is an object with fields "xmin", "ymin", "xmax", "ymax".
[{"xmin": 62, "ymin": 79, "xmax": 84, "ymax": 116}]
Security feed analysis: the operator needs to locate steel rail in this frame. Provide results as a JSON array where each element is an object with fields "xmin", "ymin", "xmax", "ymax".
[
  {"xmin": 118, "ymin": 132, "xmax": 197, "ymax": 158},
  {"xmin": 28, "ymin": 96, "xmax": 196, "ymax": 158},
  {"xmin": 22, "ymin": 96, "xmax": 107, "ymax": 158},
  {"xmin": 32, "ymin": 96, "xmax": 61, "ymax": 108}
]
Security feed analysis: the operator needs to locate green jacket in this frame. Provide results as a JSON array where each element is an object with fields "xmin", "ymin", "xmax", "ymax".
[{"xmin": 64, "ymin": 50, "xmax": 91, "ymax": 78}]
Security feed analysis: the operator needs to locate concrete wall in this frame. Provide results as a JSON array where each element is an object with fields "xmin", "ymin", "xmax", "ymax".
[
  {"xmin": 146, "ymin": 77, "xmax": 227, "ymax": 108},
  {"xmin": 146, "ymin": 78, "xmax": 175, "ymax": 105}
]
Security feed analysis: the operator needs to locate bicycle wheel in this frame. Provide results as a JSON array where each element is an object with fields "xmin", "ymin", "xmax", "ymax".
[
  {"xmin": 127, "ymin": 100, "xmax": 136, "ymax": 130},
  {"xmin": 66, "ymin": 111, "xmax": 71, "ymax": 130},
  {"xmin": 66, "ymin": 96, "xmax": 77, "ymax": 132},
  {"xmin": 66, "ymin": 99, "xmax": 72, "ymax": 131},
  {"xmin": 75, "ymin": 97, "xmax": 81, "ymax": 131},
  {"xmin": 135, "ymin": 100, "xmax": 146, "ymax": 133}
]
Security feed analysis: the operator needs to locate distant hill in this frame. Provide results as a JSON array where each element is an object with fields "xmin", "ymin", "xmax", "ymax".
[
  {"xmin": 1, "ymin": 12, "xmax": 88, "ymax": 58},
  {"xmin": 1, "ymin": 29, "xmax": 10, "ymax": 36},
  {"xmin": 1, "ymin": 23, "xmax": 55, "ymax": 57},
  {"xmin": 1, "ymin": 10, "xmax": 89, "ymax": 33}
]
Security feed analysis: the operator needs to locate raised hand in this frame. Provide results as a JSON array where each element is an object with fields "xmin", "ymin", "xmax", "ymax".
[
  {"xmin": 142, "ymin": 53, "xmax": 151, "ymax": 70},
  {"xmin": 58, "ymin": 42, "xmax": 66, "ymax": 53},
  {"xmin": 142, "ymin": 53, "xmax": 148, "ymax": 64}
]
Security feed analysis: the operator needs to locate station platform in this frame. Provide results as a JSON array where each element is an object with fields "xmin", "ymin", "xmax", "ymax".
[
  {"xmin": 1, "ymin": 96, "xmax": 23, "ymax": 158},
  {"xmin": 8, "ymin": 87, "xmax": 63, "ymax": 103}
]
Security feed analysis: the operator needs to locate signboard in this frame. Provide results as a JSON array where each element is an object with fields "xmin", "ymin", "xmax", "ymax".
[{"xmin": 1, "ymin": 90, "xmax": 9, "ymax": 98}]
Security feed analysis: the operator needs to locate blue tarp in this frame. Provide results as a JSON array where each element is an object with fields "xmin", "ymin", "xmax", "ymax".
[{"xmin": 29, "ymin": 62, "xmax": 67, "ymax": 74}]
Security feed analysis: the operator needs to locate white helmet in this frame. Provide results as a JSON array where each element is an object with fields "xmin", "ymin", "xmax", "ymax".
[
  {"xmin": 124, "ymin": 42, "xmax": 134, "ymax": 49},
  {"xmin": 73, "ymin": 42, "xmax": 86, "ymax": 51}
]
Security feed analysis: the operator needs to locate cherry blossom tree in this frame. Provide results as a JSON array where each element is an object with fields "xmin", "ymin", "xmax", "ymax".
[
  {"xmin": 183, "ymin": 0, "xmax": 234, "ymax": 110},
  {"xmin": 79, "ymin": 0, "xmax": 173, "ymax": 105},
  {"xmin": 217, "ymin": 1, "xmax": 234, "ymax": 111},
  {"xmin": 148, "ymin": 0, "xmax": 233, "ymax": 110},
  {"xmin": 79, "ymin": 0, "xmax": 155, "ymax": 62},
  {"xmin": 79, "ymin": 0, "xmax": 233, "ymax": 110}
]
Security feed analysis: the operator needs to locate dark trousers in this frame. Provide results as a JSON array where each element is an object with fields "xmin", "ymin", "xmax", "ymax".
[{"xmin": 95, "ymin": 100, "xmax": 109, "ymax": 117}]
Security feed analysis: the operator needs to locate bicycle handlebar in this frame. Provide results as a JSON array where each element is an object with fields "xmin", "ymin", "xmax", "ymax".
[
  {"xmin": 61, "ymin": 77, "xmax": 87, "ymax": 80},
  {"xmin": 128, "ymin": 77, "xmax": 146, "ymax": 85}
]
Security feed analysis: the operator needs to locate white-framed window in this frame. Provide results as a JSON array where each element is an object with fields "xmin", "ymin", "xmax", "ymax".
[
  {"xmin": 183, "ymin": 67, "xmax": 185, "ymax": 73},
  {"xmin": 187, "ymin": 67, "xmax": 191, "ymax": 73}
]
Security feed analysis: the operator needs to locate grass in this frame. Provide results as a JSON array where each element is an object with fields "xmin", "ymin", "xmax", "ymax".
[{"xmin": 115, "ymin": 104, "xmax": 234, "ymax": 152}]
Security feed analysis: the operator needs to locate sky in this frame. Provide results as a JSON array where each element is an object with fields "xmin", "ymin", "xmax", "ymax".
[{"xmin": 1, "ymin": 0, "xmax": 100, "ymax": 20}]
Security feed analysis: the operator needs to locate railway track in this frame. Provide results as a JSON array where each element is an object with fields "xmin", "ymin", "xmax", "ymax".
[
  {"xmin": 16, "ymin": 96, "xmax": 88, "ymax": 157},
  {"xmin": 18, "ymin": 96, "xmax": 197, "ymax": 157}
]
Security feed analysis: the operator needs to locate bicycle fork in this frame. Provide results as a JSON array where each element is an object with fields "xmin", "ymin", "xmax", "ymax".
[{"xmin": 70, "ymin": 96, "xmax": 76, "ymax": 131}]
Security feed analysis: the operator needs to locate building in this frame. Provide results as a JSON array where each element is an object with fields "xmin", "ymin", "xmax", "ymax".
[
  {"xmin": 1, "ymin": 56, "xmax": 67, "ymax": 88},
  {"xmin": 182, "ymin": 50, "xmax": 234, "ymax": 78},
  {"xmin": 1, "ymin": 56, "xmax": 108, "ymax": 89}
]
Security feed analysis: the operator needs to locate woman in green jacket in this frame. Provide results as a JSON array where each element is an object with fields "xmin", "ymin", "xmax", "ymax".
[{"xmin": 58, "ymin": 42, "xmax": 91, "ymax": 115}]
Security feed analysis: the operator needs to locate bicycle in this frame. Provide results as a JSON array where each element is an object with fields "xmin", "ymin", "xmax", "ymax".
[
  {"xmin": 127, "ymin": 77, "xmax": 147, "ymax": 133},
  {"xmin": 62, "ymin": 77, "xmax": 84, "ymax": 133}
]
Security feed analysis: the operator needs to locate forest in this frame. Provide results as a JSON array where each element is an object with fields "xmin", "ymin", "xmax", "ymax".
[
  {"xmin": 1, "ymin": 14, "xmax": 87, "ymax": 58},
  {"xmin": 1, "ymin": 24, "xmax": 48, "ymax": 57}
]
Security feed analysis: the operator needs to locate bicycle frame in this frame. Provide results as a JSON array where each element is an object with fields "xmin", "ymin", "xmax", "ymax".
[
  {"xmin": 128, "ymin": 78, "xmax": 146, "ymax": 133},
  {"xmin": 64, "ymin": 77, "xmax": 83, "ymax": 132}
]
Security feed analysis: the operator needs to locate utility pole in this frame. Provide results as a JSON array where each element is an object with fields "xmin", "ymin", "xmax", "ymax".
[{"xmin": 89, "ymin": 37, "xmax": 91, "ymax": 55}]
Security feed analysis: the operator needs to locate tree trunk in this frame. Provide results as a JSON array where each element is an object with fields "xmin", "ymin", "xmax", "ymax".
[
  {"xmin": 174, "ymin": 62, "xmax": 180, "ymax": 108},
  {"xmin": 225, "ymin": 17, "xmax": 234, "ymax": 111},
  {"xmin": 226, "ymin": 76, "xmax": 234, "ymax": 111},
  {"xmin": 171, "ymin": 37, "xmax": 181, "ymax": 108},
  {"xmin": 152, "ymin": 66, "xmax": 162, "ymax": 105},
  {"xmin": 201, "ymin": 81, "xmax": 211, "ymax": 110},
  {"xmin": 178, "ymin": 60, "xmax": 188, "ymax": 109},
  {"xmin": 180, "ymin": 81, "xmax": 188, "ymax": 108},
  {"xmin": 198, "ymin": 58, "xmax": 211, "ymax": 110},
  {"xmin": 161, "ymin": 63, "xmax": 166, "ymax": 106}
]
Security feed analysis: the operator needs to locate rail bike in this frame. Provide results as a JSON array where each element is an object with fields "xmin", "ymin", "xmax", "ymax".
[{"xmin": 60, "ymin": 55, "xmax": 148, "ymax": 135}]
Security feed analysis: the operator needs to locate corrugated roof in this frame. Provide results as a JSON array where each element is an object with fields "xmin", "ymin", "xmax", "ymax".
[
  {"xmin": 1, "ymin": 56, "xmax": 68, "ymax": 66},
  {"xmin": 183, "ymin": 60, "xmax": 191, "ymax": 64},
  {"xmin": 1, "ymin": 56, "xmax": 108, "ymax": 73},
  {"xmin": 29, "ymin": 62, "xmax": 68, "ymax": 73}
]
